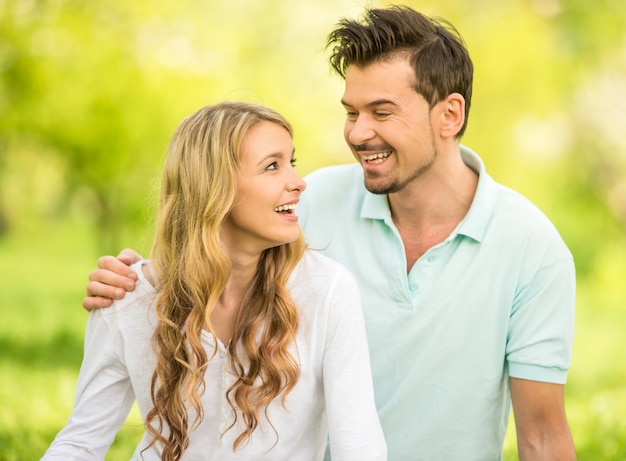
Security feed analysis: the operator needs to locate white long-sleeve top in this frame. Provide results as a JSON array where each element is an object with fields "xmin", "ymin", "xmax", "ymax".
[{"xmin": 42, "ymin": 250, "xmax": 386, "ymax": 461}]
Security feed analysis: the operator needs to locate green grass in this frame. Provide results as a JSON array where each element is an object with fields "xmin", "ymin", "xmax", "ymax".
[
  {"xmin": 1, "ymin": 221, "xmax": 625, "ymax": 460},
  {"xmin": 0, "ymin": 222, "xmax": 144, "ymax": 460}
]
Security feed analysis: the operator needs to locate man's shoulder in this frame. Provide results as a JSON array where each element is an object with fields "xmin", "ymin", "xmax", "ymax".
[
  {"xmin": 494, "ymin": 183, "xmax": 560, "ymax": 230},
  {"xmin": 490, "ymin": 183, "xmax": 572, "ymax": 259}
]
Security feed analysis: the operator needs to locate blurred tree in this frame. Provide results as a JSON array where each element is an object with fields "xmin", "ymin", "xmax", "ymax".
[
  {"xmin": 0, "ymin": 0, "xmax": 624, "ymax": 273},
  {"xmin": 546, "ymin": 0, "xmax": 626, "ymax": 280},
  {"xmin": 0, "ymin": 0, "xmax": 352, "ymax": 250},
  {"xmin": 1, "ymin": 1, "xmax": 175, "ymax": 249}
]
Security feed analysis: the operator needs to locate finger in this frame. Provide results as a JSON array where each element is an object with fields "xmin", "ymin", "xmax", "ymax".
[
  {"xmin": 117, "ymin": 248, "xmax": 143, "ymax": 266},
  {"xmin": 86, "ymin": 279, "xmax": 129, "ymax": 299},
  {"xmin": 86, "ymin": 275, "xmax": 133, "ymax": 298},
  {"xmin": 95, "ymin": 256, "xmax": 138, "ymax": 281},
  {"xmin": 82, "ymin": 295, "xmax": 114, "ymax": 311}
]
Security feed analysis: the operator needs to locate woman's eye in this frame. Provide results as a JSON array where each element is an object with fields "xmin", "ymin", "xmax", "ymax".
[
  {"xmin": 290, "ymin": 157, "xmax": 297, "ymax": 167},
  {"xmin": 266, "ymin": 162, "xmax": 278, "ymax": 170}
]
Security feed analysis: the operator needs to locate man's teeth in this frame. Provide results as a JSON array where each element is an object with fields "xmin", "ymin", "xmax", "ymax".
[
  {"xmin": 363, "ymin": 151, "xmax": 391, "ymax": 162},
  {"xmin": 274, "ymin": 204, "xmax": 296, "ymax": 212}
]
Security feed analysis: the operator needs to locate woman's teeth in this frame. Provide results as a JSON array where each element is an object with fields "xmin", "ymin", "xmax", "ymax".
[{"xmin": 274, "ymin": 204, "xmax": 296, "ymax": 213}]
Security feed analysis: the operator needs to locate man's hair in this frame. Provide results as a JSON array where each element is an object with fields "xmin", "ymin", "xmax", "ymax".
[
  {"xmin": 145, "ymin": 101, "xmax": 305, "ymax": 460},
  {"xmin": 327, "ymin": 5, "xmax": 473, "ymax": 137}
]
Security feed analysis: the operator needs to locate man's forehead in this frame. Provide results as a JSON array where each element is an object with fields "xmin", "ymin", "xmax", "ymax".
[{"xmin": 342, "ymin": 61, "xmax": 416, "ymax": 105}]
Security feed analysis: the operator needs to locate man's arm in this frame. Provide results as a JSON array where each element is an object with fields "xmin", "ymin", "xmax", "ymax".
[
  {"xmin": 82, "ymin": 249, "xmax": 142, "ymax": 311},
  {"xmin": 510, "ymin": 377, "xmax": 577, "ymax": 460}
]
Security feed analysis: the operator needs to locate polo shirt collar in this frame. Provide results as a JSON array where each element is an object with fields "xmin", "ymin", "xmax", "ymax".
[
  {"xmin": 455, "ymin": 145, "xmax": 498, "ymax": 243},
  {"xmin": 359, "ymin": 145, "xmax": 498, "ymax": 243},
  {"xmin": 361, "ymin": 188, "xmax": 391, "ymax": 221}
]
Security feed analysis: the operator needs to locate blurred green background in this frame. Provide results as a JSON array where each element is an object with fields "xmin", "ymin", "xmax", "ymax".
[{"xmin": 1, "ymin": 0, "xmax": 625, "ymax": 459}]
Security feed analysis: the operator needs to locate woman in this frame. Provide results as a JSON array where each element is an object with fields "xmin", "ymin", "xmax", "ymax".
[{"xmin": 42, "ymin": 102, "xmax": 386, "ymax": 460}]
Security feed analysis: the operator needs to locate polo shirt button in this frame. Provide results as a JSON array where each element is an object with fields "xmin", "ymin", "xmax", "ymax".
[
  {"xmin": 409, "ymin": 284, "xmax": 418, "ymax": 291},
  {"xmin": 427, "ymin": 255, "xmax": 436, "ymax": 262}
]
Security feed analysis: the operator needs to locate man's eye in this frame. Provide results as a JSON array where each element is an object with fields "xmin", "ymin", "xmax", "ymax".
[{"xmin": 375, "ymin": 112, "xmax": 391, "ymax": 118}]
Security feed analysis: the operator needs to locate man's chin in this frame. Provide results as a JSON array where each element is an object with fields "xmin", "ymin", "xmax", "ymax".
[{"xmin": 363, "ymin": 178, "xmax": 394, "ymax": 195}]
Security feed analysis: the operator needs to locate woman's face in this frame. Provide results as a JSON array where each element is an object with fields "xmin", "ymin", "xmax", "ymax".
[{"xmin": 221, "ymin": 121, "xmax": 306, "ymax": 256}]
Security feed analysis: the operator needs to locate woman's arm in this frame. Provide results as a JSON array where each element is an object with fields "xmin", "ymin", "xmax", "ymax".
[
  {"xmin": 41, "ymin": 310, "xmax": 136, "ymax": 460},
  {"xmin": 322, "ymin": 266, "xmax": 387, "ymax": 461}
]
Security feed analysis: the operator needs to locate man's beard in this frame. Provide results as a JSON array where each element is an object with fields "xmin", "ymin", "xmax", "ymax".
[{"xmin": 364, "ymin": 144, "xmax": 438, "ymax": 195}]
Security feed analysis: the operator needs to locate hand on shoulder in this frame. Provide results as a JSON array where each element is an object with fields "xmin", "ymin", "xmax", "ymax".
[{"xmin": 82, "ymin": 249, "xmax": 143, "ymax": 311}]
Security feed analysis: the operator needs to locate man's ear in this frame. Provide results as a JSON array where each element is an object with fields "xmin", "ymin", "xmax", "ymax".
[{"xmin": 437, "ymin": 93, "xmax": 465, "ymax": 138}]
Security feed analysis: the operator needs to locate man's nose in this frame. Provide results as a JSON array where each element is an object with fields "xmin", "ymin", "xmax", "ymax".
[{"xmin": 346, "ymin": 115, "xmax": 376, "ymax": 146}]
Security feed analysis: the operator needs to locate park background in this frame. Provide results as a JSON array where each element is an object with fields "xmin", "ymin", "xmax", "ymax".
[{"xmin": 1, "ymin": 0, "xmax": 625, "ymax": 459}]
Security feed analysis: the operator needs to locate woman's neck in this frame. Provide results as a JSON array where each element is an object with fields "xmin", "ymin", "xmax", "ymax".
[{"xmin": 210, "ymin": 253, "xmax": 259, "ymax": 345}]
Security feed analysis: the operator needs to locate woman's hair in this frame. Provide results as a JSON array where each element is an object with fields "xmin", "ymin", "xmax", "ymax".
[
  {"xmin": 144, "ymin": 101, "xmax": 306, "ymax": 460},
  {"xmin": 326, "ymin": 5, "xmax": 474, "ymax": 138}
]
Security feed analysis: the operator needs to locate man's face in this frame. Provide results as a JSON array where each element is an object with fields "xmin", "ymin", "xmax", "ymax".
[{"xmin": 341, "ymin": 56, "xmax": 438, "ymax": 195}]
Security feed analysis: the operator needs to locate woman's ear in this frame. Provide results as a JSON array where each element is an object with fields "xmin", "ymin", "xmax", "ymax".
[{"xmin": 437, "ymin": 93, "xmax": 465, "ymax": 138}]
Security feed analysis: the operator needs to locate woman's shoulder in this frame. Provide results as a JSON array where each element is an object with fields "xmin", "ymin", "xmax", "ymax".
[
  {"xmin": 296, "ymin": 250, "xmax": 352, "ymax": 276},
  {"xmin": 93, "ymin": 260, "xmax": 157, "ymax": 324},
  {"xmin": 288, "ymin": 250, "xmax": 359, "ymax": 296}
]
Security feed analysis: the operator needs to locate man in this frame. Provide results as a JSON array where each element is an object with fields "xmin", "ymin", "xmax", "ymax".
[{"xmin": 83, "ymin": 6, "xmax": 577, "ymax": 460}]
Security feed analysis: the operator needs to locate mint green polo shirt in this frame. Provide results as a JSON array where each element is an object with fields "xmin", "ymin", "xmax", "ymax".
[{"xmin": 301, "ymin": 147, "xmax": 575, "ymax": 461}]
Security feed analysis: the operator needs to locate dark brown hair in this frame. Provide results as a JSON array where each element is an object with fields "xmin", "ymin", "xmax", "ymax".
[{"xmin": 327, "ymin": 5, "xmax": 474, "ymax": 137}]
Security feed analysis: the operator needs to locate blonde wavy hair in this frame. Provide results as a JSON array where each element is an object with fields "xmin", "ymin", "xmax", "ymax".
[{"xmin": 144, "ymin": 102, "xmax": 306, "ymax": 460}]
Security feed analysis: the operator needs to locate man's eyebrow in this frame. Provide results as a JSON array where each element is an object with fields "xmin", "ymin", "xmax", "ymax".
[{"xmin": 340, "ymin": 98, "xmax": 399, "ymax": 108}]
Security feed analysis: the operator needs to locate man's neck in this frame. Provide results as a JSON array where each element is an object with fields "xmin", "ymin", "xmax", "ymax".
[{"xmin": 389, "ymin": 150, "xmax": 478, "ymax": 271}]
